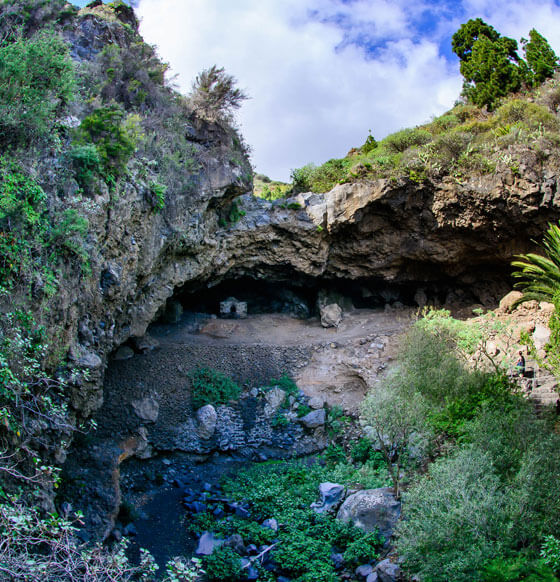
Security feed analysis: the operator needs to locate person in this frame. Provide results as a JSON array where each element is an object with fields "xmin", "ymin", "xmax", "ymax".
[{"xmin": 515, "ymin": 350, "xmax": 525, "ymax": 377}]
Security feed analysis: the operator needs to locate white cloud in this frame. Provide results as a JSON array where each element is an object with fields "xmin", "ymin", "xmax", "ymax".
[{"xmin": 135, "ymin": 0, "xmax": 560, "ymax": 181}]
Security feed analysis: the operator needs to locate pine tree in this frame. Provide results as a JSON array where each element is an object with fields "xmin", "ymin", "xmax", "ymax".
[{"xmin": 522, "ymin": 29, "xmax": 559, "ymax": 86}]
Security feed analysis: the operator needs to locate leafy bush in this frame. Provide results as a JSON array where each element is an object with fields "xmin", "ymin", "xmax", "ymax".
[
  {"xmin": 541, "ymin": 536, "xmax": 560, "ymax": 572},
  {"xmin": 397, "ymin": 447, "xmax": 507, "ymax": 582},
  {"xmin": 482, "ymin": 556, "xmax": 557, "ymax": 582},
  {"xmin": 218, "ymin": 460, "xmax": 385, "ymax": 580},
  {"xmin": 203, "ymin": 546, "xmax": 243, "ymax": 581},
  {"xmin": 342, "ymin": 531, "xmax": 381, "ymax": 568},
  {"xmin": 269, "ymin": 373, "xmax": 299, "ymax": 396},
  {"xmin": 189, "ymin": 65, "xmax": 248, "ymax": 123},
  {"xmin": 188, "ymin": 367, "xmax": 241, "ymax": 409},
  {"xmin": 381, "ymin": 128, "xmax": 432, "ymax": 153},
  {"xmin": 67, "ymin": 144, "xmax": 102, "ymax": 190},
  {"xmin": 77, "ymin": 105, "xmax": 142, "ymax": 181},
  {"xmin": 0, "ymin": 30, "xmax": 75, "ymax": 146}
]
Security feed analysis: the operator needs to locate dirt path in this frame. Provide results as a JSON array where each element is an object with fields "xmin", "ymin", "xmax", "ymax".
[{"xmin": 147, "ymin": 308, "xmax": 416, "ymax": 412}]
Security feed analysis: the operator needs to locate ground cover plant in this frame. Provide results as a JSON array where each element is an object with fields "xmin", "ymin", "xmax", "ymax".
[{"xmin": 187, "ymin": 456, "xmax": 390, "ymax": 581}]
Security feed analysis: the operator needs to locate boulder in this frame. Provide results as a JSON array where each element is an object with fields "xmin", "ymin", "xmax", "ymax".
[
  {"xmin": 498, "ymin": 290, "xmax": 523, "ymax": 312},
  {"xmin": 308, "ymin": 395, "xmax": 325, "ymax": 409},
  {"xmin": 533, "ymin": 323, "xmax": 551, "ymax": 350},
  {"xmin": 131, "ymin": 397, "xmax": 159, "ymax": 423},
  {"xmin": 264, "ymin": 387, "xmax": 286, "ymax": 417},
  {"xmin": 336, "ymin": 487, "xmax": 400, "ymax": 544},
  {"xmin": 299, "ymin": 408, "xmax": 326, "ymax": 429},
  {"xmin": 321, "ymin": 303, "xmax": 343, "ymax": 328},
  {"xmin": 311, "ymin": 482, "xmax": 345, "ymax": 514},
  {"xmin": 196, "ymin": 404, "xmax": 217, "ymax": 439},
  {"xmin": 366, "ymin": 573, "xmax": 379, "ymax": 582},
  {"xmin": 376, "ymin": 558, "xmax": 402, "ymax": 582},
  {"xmin": 114, "ymin": 346, "xmax": 134, "ymax": 361},
  {"xmin": 195, "ymin": 531, "xmax": 224, "ymax": 555},
  {"xmin": 131, "ymin": 334, "xmax": 160, "ymax": 353},
  {"xmin": 262, "ymin": 518, "xmax": 278, "ymax": 532},
  {"xmin": 356, "ymin": 564, "xmax": 375, "ymax": 578}
]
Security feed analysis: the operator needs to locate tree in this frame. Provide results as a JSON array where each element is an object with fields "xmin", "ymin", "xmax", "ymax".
[
  {"xmin": 452, "ymin": 19, "xmax": 521, "ymax": 110},
  {"xmin": 360, "ymin": 377, "xmax": 430, "ymax": 499},
  {"xmin": 189, "ymin": 65, "xmax": 248, "ymax": 123},
  {"xmin": 451, "ymin": 18, "xmax": 501, "ymax": 62},
  {"xmin": 522, "ymin": 28, "xmax": 559, "ymax": 86}
]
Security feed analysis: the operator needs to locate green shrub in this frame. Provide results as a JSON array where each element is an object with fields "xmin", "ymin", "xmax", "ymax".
[
  {"xmin": 541, "ymin": 536, "xmax": 560, "ymax": 572},
  {"xmin": 78, "ymin": 105, "xmax": 142, "ymax": 180},
  {"xmin": 188, "ymin": 367, "xmax": 241, "ymax": 409},
  {"xmin": 381, "ymin": 128, "xmax": 432, "ymax": 153},
  {"xmin": 322, "ymin": 443, "xmax": 346, "ymax": 467},
  {"xmin": 397, "ymin": 446, "xmax": 507, "ymax": 582},
  {"xmin": 269, "ymin": 373, "xmax": 299, "ymax": 396},
  {"xmin": 0, "ymin": 30, "xmax": 75, "ymax": 146},
  {"xmin": 342, "ymin": 531, "xmax": 381, "ymax": 568},
  {"xmin": 203, "ymin": 546, "xmax": 243, "ymax": 581},
  {"xmin": 67, "ymin": 144, "xmax": 102, "ymax": 189},
  {"xmin": 350, "ymin": 437, "xmax": 374, "ymax": 464},
  {"xmin": 148, "ymin": 181, "xmax": 167, "ymax": 212},
  {"xmin": 482, "ymin": 556, "xmax": 557, "ymax": 581}
]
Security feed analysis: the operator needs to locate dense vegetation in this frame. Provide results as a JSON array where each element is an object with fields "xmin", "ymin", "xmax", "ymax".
[
  {"xmin": 359, "ymin": 310, "xmax": 560, "ymax": 581},
  {"xmin": 190, "ymin": 456, "xmax": 389, "ymax": 581}
]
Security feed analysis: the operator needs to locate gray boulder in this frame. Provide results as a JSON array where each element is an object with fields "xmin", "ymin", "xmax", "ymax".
[
  {"xmin": 262, "ymin": 518, "xmax": 278, "ymax": 532},
  {"xmin": 336, "ymin": 487, "xmax": 400, "ymax": 545},
  {"xmin": 366, "ymin": 573, "xmax": 379, "ymax": 582},
  {"xmin": 320, "ymin": 303, "xmax": 343, "ymax": 328},
  {"xmin": 195, "ymin": 531, "xmax": 224, "ymax": 555},
  {"xmin": 264, "ymin": 387, "xmax": 287, "ymax": 417},
  {"xmin": 311, "ymin": 482, "xmax": 345, "ymax": 514},
  {"xmin": 114, "ymin": 346, "xmax": 134, "ymax": 361},
  {"xmin": 196, "ymin": 404, "xmax": 217, "ymax": 439},
  {"xmin": 299, "ymin": 408, "xmax": 326, "ymax": 429},
  {"xmin": 376, "ymin": 558, "xmax": 402, "ymax": 582},
  {"xmin": 356, "ymin": 564, "xmax": 374, "ymax": 578},
  {"xmin": 131, "ymin": 397, "xmax": 159, "ymax": 423}
]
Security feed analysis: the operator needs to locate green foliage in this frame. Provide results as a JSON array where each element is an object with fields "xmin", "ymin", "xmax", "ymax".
[
  {"xmin": 77, "ymin": 105, "xmax": 142, "ymax": 181},
  {"xmin": 189, "ymin": 65, "xmax": 248, "ymax": 123},
  {"xmin": 541, "ymin": 536, "xmax": 560, "ymax": 572},
  {"xmin": 361, "ymin": 131, "xmax": 378, "ymax": 153},
  {"xmin": 188, "ymin": 367, "xmax": 241, "ymax": 409},
  {"xmin": 203, "ymin": 545, "xmax": 243, "ymax": 581},
  {"xmin": 453, "ymin": 19, "xmax": 557, "ymax": 109},
  {"xmin": 218, "ymin": 460, "xmax": 385, "ymax": 580},
  {"xmin": 350, "ymin": 437, "xmax": 375, "ymax": 464},
  {"xmin": 67, "ymin": 144, "xmax": 102, "ymax": 190},
  {"xmin": 290, "ymin": 158, "xmax": 351, "ymax": 194},
  {"xmin": 381, "ymin": 127, "xmax": 432, "ymax": 153},
  {"xmin": 397, "ymin": 447, "xmax": 507, "ymax": 582},
  {"xmin": 269, "ymin": 373, "xmax": 299, "ymax": 396},
  {"xmin": 482, "ymin": 556, "xmax": 558, "ymax": 582},
  {"xmin": 0, "ymin": 30, "xmax": 75, "ymax": 146},
  {"xmin": 512, "ymin": 222, "xmax": 560, "ymax": 304},
  {"xmin": 148, "ymin": 181, "xmax": 167, "ymax": 212},
  {"xmin": 522, "ymin": 29, "xmax": 559, "ymax": 86},
  {"xmin": 342, "ymin": 531, "xmax": 381, "ymax": 568}
]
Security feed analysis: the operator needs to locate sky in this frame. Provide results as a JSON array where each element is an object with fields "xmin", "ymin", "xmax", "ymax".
[{"xmin": 74, "ymin": 0, "xmax": 560, "ymax": 181}]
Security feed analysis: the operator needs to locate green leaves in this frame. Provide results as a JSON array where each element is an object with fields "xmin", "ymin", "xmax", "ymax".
[
  {"xmin": 452, "ymin": 19, "xmax": 558, "ymax": 110},
  {"xmin": 512, "ymin": 222, "xmax": 560, "ymax": 304},
  {"xmin": 0, "ymin": 30, "xmax": 75, "ymax": 146}
]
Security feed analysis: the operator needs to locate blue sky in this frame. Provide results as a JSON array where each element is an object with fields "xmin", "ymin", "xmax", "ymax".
[{"xmin": 73, "ymin": 0, "xmax": 560, "ymax": 180}]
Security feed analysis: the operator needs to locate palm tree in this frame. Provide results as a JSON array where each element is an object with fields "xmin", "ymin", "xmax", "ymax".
[{"xmin": 512, "ymin": 222, "xmax": 560, "ymax": 304}]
